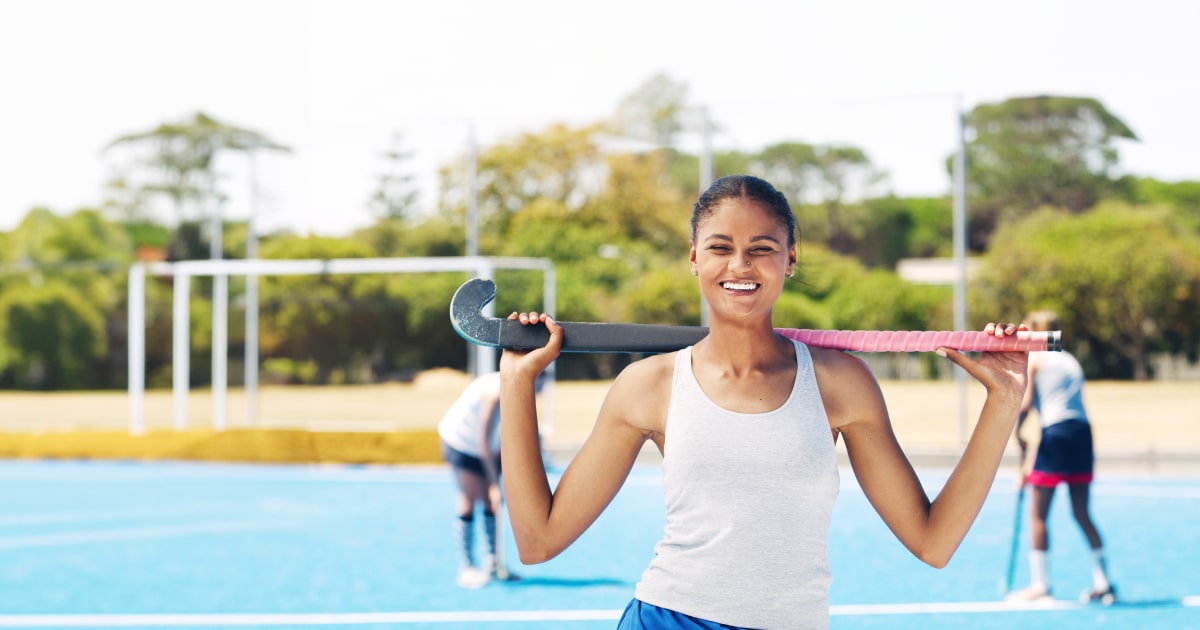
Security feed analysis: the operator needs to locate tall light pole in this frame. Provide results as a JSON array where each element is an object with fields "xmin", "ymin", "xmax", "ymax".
[
  {"xmin": 699, "ymin": 107, "xmax": 714, "ymax": 328},
  {"xmin": 208, "ymin": 163, "xmax": 229, "ymax": 431},
  {"xmin": 244, "ymin": 151, "xmax": 260, "ymax": 427},
  {"xmin": 466, "ymin": 127, "xmax": 492, "ymax": 376},
  {"xmin": 952, "ymin": 96, "xmax": 969, "ymax": 445},
  {"xmin": 467, "ymin": 126, "xmax": 480, "ymax": 259}
]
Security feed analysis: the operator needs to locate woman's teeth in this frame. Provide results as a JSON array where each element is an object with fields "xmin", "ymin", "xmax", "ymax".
[{"xmin": 722, "ymin": 281, "xmax": 757, "ymax": 291}]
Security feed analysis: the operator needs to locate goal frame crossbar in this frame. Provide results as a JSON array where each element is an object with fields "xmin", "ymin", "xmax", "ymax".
[{"xmin": 127, "ymin": 256, "xmax": 554, "ymax": 434}]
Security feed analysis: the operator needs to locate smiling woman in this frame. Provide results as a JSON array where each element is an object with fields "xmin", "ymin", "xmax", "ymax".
[{"xmin": 496, "ymin": 174, "xmax": 1032, "ymax": 629}]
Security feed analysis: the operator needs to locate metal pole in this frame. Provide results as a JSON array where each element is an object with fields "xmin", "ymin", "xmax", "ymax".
[
  {"xmin": 467, "ymin": 127, "xmax": 480, "ymax": 258},
  {"xmin": 699, "ymin": 107, "xmax": 713, "ymax": 328},
  {"xmin": 952, "ymin": 97, "xmax": 969, "ymax": 445},
  {"xmin": 209, "ymin": 167, "xmax": 228, "ymax": 431},
  {"xmin": 467, "ymin": 128, "xmax": 483, "ymax": 376},
  {"xmin": 245, "ymin": 152, "xmax": 260, "ymax": 427},
  {"xmin": 128, "ymin": 263, "xmax": 146, "ymax": 435},
  {"xmin": 173, "ymin": 272, "xmax": 191, "ymax": 431},
  {"xmin": 476, "ymin": 260, "xmax": 495, "ymax": 376},
  {"xmin": 212, "ymin": 274, "xmax": 228, "ymax": 431},
  {"xmin": 700, "ymin": 107, "xmax": 714, "ymax": 191}
]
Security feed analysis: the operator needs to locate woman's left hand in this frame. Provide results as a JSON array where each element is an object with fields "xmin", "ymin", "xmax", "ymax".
[{"xmin": 936, "ymin": 322, "xmax": 1029, "ymax": 400}]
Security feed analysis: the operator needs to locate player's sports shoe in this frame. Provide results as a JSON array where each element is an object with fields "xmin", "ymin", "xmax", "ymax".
[
  {"xmin": 481, "ymin": 555, "xmax": 519, "ymax": 582},
  {"xmin": 455, "ymin": 565, "xmax": 491, "ymax": 590},
  {"xmin": 1005, "ymin": 584, "xmax": 1053, "ymax": 603},
  {"xmin": 1080, "ymin": 584, "xmax": 1117, "ymax": 605}
]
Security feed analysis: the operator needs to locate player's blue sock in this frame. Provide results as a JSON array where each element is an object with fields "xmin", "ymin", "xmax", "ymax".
[
  {"xmin": 456, "ymin": 513, "xmax": 475, "ymax": 567},
  {"xmin": 483, "ymin": 510, "xmax": 497, "ymax": 567}
]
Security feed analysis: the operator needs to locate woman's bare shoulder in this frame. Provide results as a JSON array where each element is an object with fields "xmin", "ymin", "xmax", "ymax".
[
  {"xmin": 600, "ymin": 351, "xmax": 676, "ymax": 436},
  {"xmin": 808, "ymin": 346, "xmax": 885, "ymax": 431},
  {"xmin": 612, "ymin": 351, "xmax": 676, "ymax": 392},
  {"xmin": 809, "ymin": 346, "xmax": 873, "ymax": 380}
]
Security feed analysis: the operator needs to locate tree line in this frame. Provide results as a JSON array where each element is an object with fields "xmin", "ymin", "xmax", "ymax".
[{"xmin": 1, "ymin": 76, "xmax": 1198, "ymax": 388}]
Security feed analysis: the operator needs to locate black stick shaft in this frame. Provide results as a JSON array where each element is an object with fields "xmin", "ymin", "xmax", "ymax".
[{"xmin": 498, "ymin": 319, "xmax": 706, "ymax": 353}]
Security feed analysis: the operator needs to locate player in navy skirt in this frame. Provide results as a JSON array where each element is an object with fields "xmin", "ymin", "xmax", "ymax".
[
  {"xmin": 438, "ymin": 370, "xmax": 546, "ymax": 588},
  {"xmin": 1008, "ymin": 310, "xmax": 1115, "ymax": 604}
]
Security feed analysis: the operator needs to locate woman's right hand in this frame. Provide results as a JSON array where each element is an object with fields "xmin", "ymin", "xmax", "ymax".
[{"xmin": 498, "ymin": 312, "xmax": 563, "ymax": 381}]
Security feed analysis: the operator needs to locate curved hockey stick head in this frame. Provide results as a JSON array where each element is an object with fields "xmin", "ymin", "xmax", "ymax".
[
  {"xmin": 450, "ymin": 278, "xmax": 502, "ymax": 348},
  {"xmin": 449, "ymin": 278, "xmax": 707, "ymax": 353}
]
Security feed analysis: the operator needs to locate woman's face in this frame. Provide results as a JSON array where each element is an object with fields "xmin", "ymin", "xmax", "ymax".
[{"xmin": 689, "ymin": 197, "xmax": 796, "ymax": 323}]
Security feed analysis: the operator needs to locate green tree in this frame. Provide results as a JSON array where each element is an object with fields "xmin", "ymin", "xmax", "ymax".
[
  {"xmin": 6, "ymin": 208, "xmax": 130, "ymax": 267},
  {"xmin": 782, "ymin": 244, "xmax": 950, "ymax": 330},
  {"xmin": 751, "ymin": 142, "xmax": 884, "ymax": 255},
  {"xmin": 860, "ymin": 196, "xmax": 954, "ymax": 262},
  {"xmin": 362, "ymin": 132, "xmax": 423, "ymax": 257},
  {"xmin": 0, "ymin": 281, "xmax": 107, "ymax": 389},
  {"xmin": 437, "ymin": 122, "xmax": 606, "ymax": 251},
  {"xmin": 1121, "ymin": 177, "xmax": 1200, "ymax": 232},
  {"xmin": 749, "ymin": 142, "xmax": 820, "ymax": 205},
  {"xmin": 962, "ymin": 95, "xmax": 1138, "ymax": 248},
  {"xmin": 355, "ymin": 214, "xmax": 463, "ymax": 258},
  {"xmin": 256, "ymin": 235, "xmax": 376, "ymax": 384},
  {"xmin": 611, "ymin": 72, "xmax": 693, "ymax": 148},
  {"xmin": 607, "ymin": 72, "xmax": 724, "ymax": 209},
  {"xmin": 974, "ymin": 205, "xmax": 1200, "ymax": 380},
  {"xmin": 582, "ymin": 151, "xmax": 692, "ymax": 253},
  {"xmin": 105, "ymin": 112, "xmax": 291, "ymax": 256},
  {"xmin": 368, "ymin": 131, "xmax": 421, "ymax": 223},
  {"xmin": 3, "ymin": 209, "xmax": 129, "ymax": 326}
]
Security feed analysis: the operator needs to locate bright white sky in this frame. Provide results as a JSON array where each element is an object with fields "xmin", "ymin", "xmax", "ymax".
[{"xmin": 2, "ymin": 0, "xmax": 1197, "ymax": 237}]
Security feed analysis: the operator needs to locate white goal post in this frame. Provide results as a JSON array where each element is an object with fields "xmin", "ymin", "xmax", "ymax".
[{"xmin": 127, "ymin": 256, "xmax": 555, "ymax": 435}]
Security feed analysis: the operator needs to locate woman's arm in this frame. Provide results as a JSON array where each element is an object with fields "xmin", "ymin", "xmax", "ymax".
[
  {"xmin": 498, "ymin": 312, "xmax": 660, "ymax": 564},
  {"xmin": 830, "ymin": 323, "xmax": 1029, "ymax": 568}
]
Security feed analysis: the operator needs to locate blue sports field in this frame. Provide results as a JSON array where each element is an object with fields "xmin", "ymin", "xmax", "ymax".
[{"xmin": 1, "ymin": 459, "xmax": 1198, "ymax": 629}]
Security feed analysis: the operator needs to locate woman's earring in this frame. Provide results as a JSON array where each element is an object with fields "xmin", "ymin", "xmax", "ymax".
[
  {"xmin": 787, "ymin": 268, "xmax": 795, "ymax": 278},
  {"xmin": 691, "ymin": 265, "xmax": 699, "ymax": 276}
]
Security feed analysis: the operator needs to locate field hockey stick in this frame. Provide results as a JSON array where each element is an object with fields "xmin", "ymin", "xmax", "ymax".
[
  {"xmin": 451, "ymin": 278, "xmax": 1062, "ymax": 353},
  {"xmin": 1001, "ymin": 483, "xmax": 1028, "ymax": 596},
  {"xmin": 493, "ymin": 505, "xmax": 510, "ymax": 581}
]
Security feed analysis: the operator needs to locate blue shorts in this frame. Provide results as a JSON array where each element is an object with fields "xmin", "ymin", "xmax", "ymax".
[
  {"xmin": 1029, "ymin": 419, "xmax": 1094, "ymax": 487},
  {"xmin": 440, "ymin": 441, "xmax": 501, "ymax": 476},
  {"xmin": 616, "ymin": 599, "xmax": 746, "ymax": 629}
]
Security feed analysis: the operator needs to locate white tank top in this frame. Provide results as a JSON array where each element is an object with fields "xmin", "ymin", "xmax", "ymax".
[
  {"xmin": 437, "ymin": 373, "xmax": 501, "ymax": 457},
  {"xmin": 634, "ymin": 341, "xmax": 840, "ymax": 629},
  {"xmin": 1032, "ymin": 351, "xmax": 1089, "ymax": 427}
]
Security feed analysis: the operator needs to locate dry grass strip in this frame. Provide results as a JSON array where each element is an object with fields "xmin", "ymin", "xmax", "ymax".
[{"xmin": 0, "ymin": 429, "xmax": 442, "ymax": 465}]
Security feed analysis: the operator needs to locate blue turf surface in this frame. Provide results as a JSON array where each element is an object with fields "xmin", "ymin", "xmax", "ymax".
[{"xmin": 1, "ymin": 459, "xmax": 1197, "ymax": 628}]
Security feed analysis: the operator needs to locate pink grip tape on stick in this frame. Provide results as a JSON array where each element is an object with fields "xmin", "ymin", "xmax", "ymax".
[{"xmin": 775, "ymin": 329, "xmax": 1061, "ymax": 353}]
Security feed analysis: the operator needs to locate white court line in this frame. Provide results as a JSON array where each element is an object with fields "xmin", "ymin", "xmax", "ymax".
[
  {"xmin": 1, "ymin": 598, "xmax": 1198, "ymax": 627},
  {"xmin": 833, "ymin": 600, "xmax": 1079, "ymax": 614},
  {"xmin": 0, "ymin": 611, "xmax": 611, "ymax": 627},
  {"xmin": 1095, "ymin": 484, "xmax": 1200, "ymax": 499},
  {"xmin": 835, "ymin": 596, "xmax": 1200, "ymax": 614},
  {"xmin": 0, "ymin": 521, "xmax": 286, "ymax": 550},
  {"xmin": 0, "ymin": 611, "xmax": 620, "ymax": 627}
]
